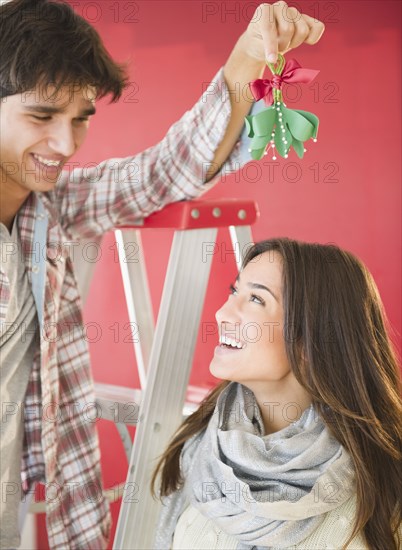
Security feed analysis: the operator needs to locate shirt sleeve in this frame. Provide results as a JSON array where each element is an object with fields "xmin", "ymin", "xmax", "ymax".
[{"xmin": 55, "ymin": 66, "xmax": 252, "ymax": 240}]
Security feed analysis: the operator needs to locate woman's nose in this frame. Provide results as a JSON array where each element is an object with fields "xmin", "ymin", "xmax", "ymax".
[{"xmin": 215, "ymin": 296, "xmax": 241, "ymax": 327}]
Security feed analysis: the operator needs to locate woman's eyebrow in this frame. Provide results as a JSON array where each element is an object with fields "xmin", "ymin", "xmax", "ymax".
[{"xmin": 235, "ymin": 274, "xmax": 279, "ymax": 302}]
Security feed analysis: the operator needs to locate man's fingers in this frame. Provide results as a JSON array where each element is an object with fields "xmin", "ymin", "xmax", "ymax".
[
  {"xmin": 272, "ymin": 2, "xmax": 296, "ymax": 55},
  {"xmin": 260, "ymin": 3, "xmax": 279, "ymax": 63},
  {"xmin": 283, "ymin": 6, "xmax": 310, "ymax": 51},
  {"xmin": 257, "ymin": 2, "xmax": 325, "ymax": 63},
  {"xmin": 300, "ymin": 13, "xmax": 325, "ymax": 45}
]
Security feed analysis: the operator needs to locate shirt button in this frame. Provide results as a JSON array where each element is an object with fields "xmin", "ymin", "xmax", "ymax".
[{"xmin": 32, "ymin": 265, "xmax": 39, "ymax": 274}]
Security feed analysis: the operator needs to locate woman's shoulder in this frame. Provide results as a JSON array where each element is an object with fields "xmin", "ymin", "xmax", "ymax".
[
  {"xmin": 289, "ymin": 495, "xmax": 402, "ymax": 550},
  {"xmin": 172, "ymin": 498, "xmax": 402, "ymax": 550},
  {"xmin": 283, "ymin": 494, "xmax": 402, "ymax": 550},
  {"xmin": 283, "ymin": 495, "xmax": 364, "ymax": 549},
  {"xmin": 173, "ymin": 499, "xmax": 361, "ymax": 550}
]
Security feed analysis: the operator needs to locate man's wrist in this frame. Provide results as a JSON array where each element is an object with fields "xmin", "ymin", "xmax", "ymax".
[{"xmin": 223, "ymin": 33, "xmax": 266, "ymax": 100}]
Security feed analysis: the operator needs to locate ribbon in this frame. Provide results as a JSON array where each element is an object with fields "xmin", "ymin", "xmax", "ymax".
[
  {"xmin": 249, "ymin": 59, "xmax": 319, "ymax": 106},
  {"xmin": 244, "ymin": 54, "xmax": 321, "ymax": 161}
]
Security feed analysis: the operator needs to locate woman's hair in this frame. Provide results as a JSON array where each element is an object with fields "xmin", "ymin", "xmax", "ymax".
[
  {"xmin": 0, "ymin": 0, "xmax": 128, "ymax": 101},
  {"xmin": 152, "ymin": 237, "xmax": 401, "ymax": 550}
]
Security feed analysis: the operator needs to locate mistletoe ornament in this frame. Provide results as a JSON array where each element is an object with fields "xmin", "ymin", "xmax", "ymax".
[{"xmin": 245, "ymin": 54, "xmax": 319, "ymax": 160}]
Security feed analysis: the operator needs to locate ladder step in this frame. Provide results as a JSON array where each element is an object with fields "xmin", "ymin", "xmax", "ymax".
[
  {"xmin": 117, "ymin": 199, "xmax": 259, "ymax": 230},
  {"xmin": 94, "ymin": 382, "xmax": 211, "ymax": 424}
]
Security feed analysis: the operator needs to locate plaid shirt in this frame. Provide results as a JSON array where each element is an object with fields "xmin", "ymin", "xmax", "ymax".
[{"xmin": 0, "ymin": 67, "xmax": 249, "ymax": 548}]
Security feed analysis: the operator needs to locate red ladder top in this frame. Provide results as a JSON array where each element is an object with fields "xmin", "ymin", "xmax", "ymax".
[{"xmin": 117, "ymin": 199, "xmax": 259, "ymax": 230}]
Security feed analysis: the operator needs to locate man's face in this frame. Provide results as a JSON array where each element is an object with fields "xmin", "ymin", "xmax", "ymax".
[{"xmin": 0, "ymin": 82, "xmax": 96, "ymax": 195}]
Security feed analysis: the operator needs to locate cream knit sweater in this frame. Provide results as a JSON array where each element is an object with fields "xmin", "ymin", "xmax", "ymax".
[{"xmin": 172, "ymin": 494, "xmax": 402, "ymax": 549}]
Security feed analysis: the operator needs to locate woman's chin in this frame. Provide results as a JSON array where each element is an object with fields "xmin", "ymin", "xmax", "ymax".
[{"xmin": 209, "ymin": 359, "xmax": 237, "ymax": 382}]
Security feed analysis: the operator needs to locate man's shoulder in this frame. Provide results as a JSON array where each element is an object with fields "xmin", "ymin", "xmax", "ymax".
[{"xmin": 18, "ymin": 191, "xmax": 63, "ymax": 236}]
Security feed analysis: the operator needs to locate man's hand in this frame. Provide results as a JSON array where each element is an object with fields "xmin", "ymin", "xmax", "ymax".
[
  {"xmin": 242, "ymin": 1, "xmax": 325, "ymax": 64},
  {"xmin": 204, "ymin": 2, "xmax": 325, "ymax": 183}
]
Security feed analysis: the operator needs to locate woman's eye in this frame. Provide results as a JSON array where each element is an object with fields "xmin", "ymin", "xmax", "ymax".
[
  {"xmin": 229, "ymin": 284, "xmax": 238, "ymax": 295},
  {"xmin": 74, "ymin": 117, "xmax": 89, "ymax": 123},
  {"xmin": 250, "ymin": 294, "xmax": 265, "ymax": 306}
]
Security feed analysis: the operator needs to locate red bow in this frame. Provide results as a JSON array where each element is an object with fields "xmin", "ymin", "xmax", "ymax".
[{"xmin": 249, "ymin": 59, "xmax": 319, "ymax": 105}]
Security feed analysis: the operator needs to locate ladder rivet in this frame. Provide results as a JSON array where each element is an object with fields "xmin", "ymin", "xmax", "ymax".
[
  {"xmin": 212, "ymin": 207, "xmax": 221, "ymax": 218},
  {"xmin": 153, "ymin": 422, "xmax": 161, "ymax": 433},
  {"xmin": 238, "ymin": 209, "xmax": 247, "ymax": 220},
  {"xmin": 191, "ymin": 209, "xmax": 200, "ymax": 219}
]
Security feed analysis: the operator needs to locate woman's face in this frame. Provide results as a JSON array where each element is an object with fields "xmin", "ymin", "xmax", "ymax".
[{"xmin": 209, "ymin": 250, "xmax": 291, "ymax": 386}]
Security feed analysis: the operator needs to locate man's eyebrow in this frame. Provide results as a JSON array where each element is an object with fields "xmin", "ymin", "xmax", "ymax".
[
  {"xmin": 22, "ymin": 105, "xmax": 96, "ymax": 116},
  {"xmin": 235, "ymin": 274, "xmax": 279, "ymax": 302}
]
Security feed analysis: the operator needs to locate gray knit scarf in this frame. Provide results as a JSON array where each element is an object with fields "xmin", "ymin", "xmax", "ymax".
[{"xmin": 155, "ymin": 382, "xmax": 356, "ymax": 549}]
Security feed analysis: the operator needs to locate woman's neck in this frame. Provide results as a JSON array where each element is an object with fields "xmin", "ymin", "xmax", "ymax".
[{"xmin": 244, "ymin": 375, "xmax": 313, "ymax": 435}]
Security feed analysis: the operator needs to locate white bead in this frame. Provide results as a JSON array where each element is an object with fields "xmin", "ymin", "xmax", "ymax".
[
  {"xmin": 313, "ymin": 138, "xmax": 317, "ymax": 142},
  {"xmin": 270, "ymin": 140, "xmax": 274, "ymax": 144},
  {"xmin": 284, "ymin": 140, "xmax": 288, "ymax": 144},
  {"xmin": 264, "ymin": 151, "xmax": 268, "ymax": 155},
  {"xmin": 285, "ymin": 154, "xmax": 288, "ymax": 158},
  {"xmin": 273, "ymin": 156, "xmax": 277, "ymax": 160},
  {"xmin": 304, "ymin": 148, "xmax": 307, "ymax": 152},
  {"xmin": 281, "ymin": 128, "xmax": 285, "ymax": 133},
  {"xmin": 248, "ymin": 148, "xmax": 252, "ymax": 152},
  {"xmin": 276, "ymin": 108, "xmax": 280, "ymax": 111},
  {"xmin": 276, "ymin": 102, "xmax": 281, "ymax": 105},
  {"xmin": 282, "ymin": 137, "xmax": 285, "ymax": 141}
]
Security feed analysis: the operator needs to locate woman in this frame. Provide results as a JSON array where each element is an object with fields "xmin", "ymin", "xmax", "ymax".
[{"xmin": 152, "ymin": 238, "xmax": 401, "ymax": 550}]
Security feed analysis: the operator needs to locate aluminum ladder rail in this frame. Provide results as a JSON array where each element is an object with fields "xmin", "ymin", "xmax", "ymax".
[
  {"xmin": 28, "ymin": 199, "xmax": 257, "ymax": 534},
  {"xmin": 112, "ymin": 199, "xmax": 257, "ymax": 549}
]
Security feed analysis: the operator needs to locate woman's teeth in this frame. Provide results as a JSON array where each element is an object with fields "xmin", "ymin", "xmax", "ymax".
[{"xmin": 219, "ymin": 335, "xmax": 245, "ymax": 349}]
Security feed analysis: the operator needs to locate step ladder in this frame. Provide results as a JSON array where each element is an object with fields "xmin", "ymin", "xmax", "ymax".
[{"xmin": 54, "ymin": 198, "xmax": 258, "ymax": 547}]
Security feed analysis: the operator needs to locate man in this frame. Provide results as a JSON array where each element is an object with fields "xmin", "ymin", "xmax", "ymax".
[{"xmin": 0, "ymin": 0, "xmax": 324, "ymax": 547}]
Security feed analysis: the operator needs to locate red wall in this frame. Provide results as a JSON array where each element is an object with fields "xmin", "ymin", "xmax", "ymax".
[{"xmin": 37, "ymin": 1, "xmax": 401, "ymax": 546}]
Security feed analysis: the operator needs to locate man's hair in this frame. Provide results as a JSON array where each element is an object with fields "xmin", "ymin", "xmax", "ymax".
[{"xmin": 0, "ymin": 0, "xmax": 128, "ymax": 101}]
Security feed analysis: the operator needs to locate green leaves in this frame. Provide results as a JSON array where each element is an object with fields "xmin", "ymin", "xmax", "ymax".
[{"xmin": 245, "ymin": 103, "xmax": 319, "ymax": 161}]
